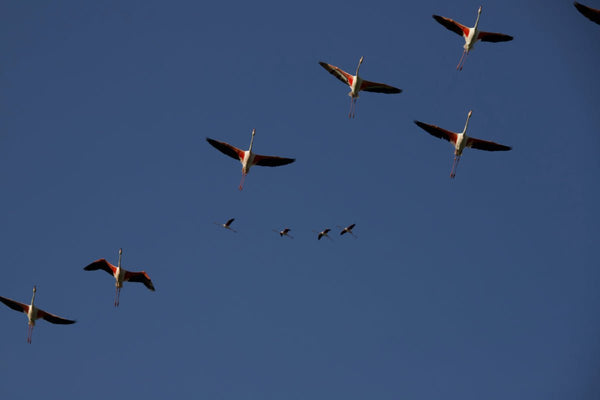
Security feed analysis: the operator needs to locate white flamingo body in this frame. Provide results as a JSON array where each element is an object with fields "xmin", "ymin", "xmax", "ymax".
[
  {"xmin": 207, "ymin": 129, "xmax": 295, "ymax": 190},
  {"xmin": 241, "ymin": 150, "xmax": 255, "ymax": 175},
  {"xmin": 349, "ymin": 72, "xmax": 362, "ymax": 99},
  {"xmin": 319, "ymin": 57, "xmax": 402, "ymax": 118},
  {"xmin": 433, "ymin": 6, "xmax": 513, "ymax": 70},
  {"xmin": 0, "ymin": 286, "xmax": 75, "ymax": 343},
  {"xmin": 414, "ymin": 110, "xmax": 511, "ymax": 178},
  {"xmin": 84, "ymin": 248, "xmax": 155, "ymax": 307}
]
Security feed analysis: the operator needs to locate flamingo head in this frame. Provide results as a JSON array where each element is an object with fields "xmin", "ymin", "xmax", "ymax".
[
  {"xmin": 478, "ymin": 5, "xmax": 482, "ymax": 14},
  {"xmin": 33, "ymin": 286, "xmax": 37, "ymax": 293},
  {"xmin": 119, "ymin": 248, "xmax": 123, "ymax": 255},
  {"xmin": 251, "ymin": 128, "xmax": 255, "ymax": 136},
  {"xmin": 468, "ymin": 110, "xmax": 473, "ymax": 118}
]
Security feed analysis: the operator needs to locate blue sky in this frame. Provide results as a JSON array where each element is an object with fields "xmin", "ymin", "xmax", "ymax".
[{"xmin": 0, "ymin": 0, "xmax": 599, "ymax": 398}]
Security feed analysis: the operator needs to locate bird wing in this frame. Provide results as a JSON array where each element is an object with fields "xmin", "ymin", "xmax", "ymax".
[
  {"xmin": 253, "ymin": 154, "xmax": 296, "ymax": 167},
  {"xmin": 83, "ymin": 259, "xmax": 117, "ymax": 276},
  {"xmin": 360, "ymin": 80, "xmax": 402, "ymax": 94},
  {"xmin": 206, "ymin": 138, "xmax": 244, "ymax": 161},
  {"xmin": 414, "ymin": 121, "xmax": 458, "ymax": 144},
  {"xmin": 319, "ymin": 61, "xmax": 354, "ymax": 87},
  {"xmin": 37, "ymin": 309, "xmax": 76, "ymax": 325},
  {"xmin": 433, "ymin": 15, "xmax": 470, "ymax": 37},
  {"xmin": 477, "ymin": 31, "xmax": 514, "ymax": 42},
  {"xmin": 347, "ymin": 223, "xmax": 356, "ymax": 230},
  {"xmin": 575, "ymin": 2, "xmax": 600, "ymax": 24},
  {"xmin": 0, "ymin": 296, "xmax": 29, "ymax": 314},
  {"xmin": 466, "ymin": 137, "xmax": 512, "ymax": 151},
  {"xmin": 124, "ymin": 271, "xmax": 156, "ymax": 291}
]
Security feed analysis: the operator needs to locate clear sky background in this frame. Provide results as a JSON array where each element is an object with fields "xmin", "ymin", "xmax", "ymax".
[{"xmin": 0, "ymin": 0, "xmax": 599, "ymax": 399}]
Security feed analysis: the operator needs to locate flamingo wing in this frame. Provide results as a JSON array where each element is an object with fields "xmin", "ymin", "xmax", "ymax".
[
  {"xmin": 319, "ymin": 61, "xmax": 354, "ymax": 87},
  {"xmin": 253, "ymin": 154, "xmax": 295, "ymax": 167},
  {"xmin": 574, "ymin": 2, "xmax": 600, "ymax": 24},
  {"xmin": 0, "ymin": 296, "xmax": 29, "ymax": 314},
  {"xmin": 466, "ymin": 137, "xmax": 512, "ymax": 151},
  {"xmin": 433, "ymin": 15, "xmax": 470, "ymax": 37},
  {"xmin": 477, "ymin": 31, "xmax": 514, "ymax": 42},
  {"xmin": 360, "ymin": 80, "xmax": 402, "ymax": 94},
  {"xmin": 83, "ymin": 259, "xmax": 117, "ymax": 276},
  {"xmin": 206, "ymin": 138, "xmax": 244, "ymax": 161},
  {"xmin": 414, "ymin": 121, "xmax": 458, "ymax": 144},
  {"xmin": 225, "ymin": 218, "xmax": 235, "ymax": 226},
  {"xmin": 124, "ymin": 271, "xmax": 156, "ymax": 291},
  {"xmin": 37, "ymin": 309, "xmax": 76, "ymax": 325}
]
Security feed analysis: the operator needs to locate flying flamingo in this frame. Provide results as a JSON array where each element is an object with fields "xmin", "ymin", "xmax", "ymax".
[
  {"xmin": 0, "ymin": 286, "xmax": 75, "ymax": 343},
  {"xmin": 574, "ymin": 2, "xmax": 600, "ymax": 24},
  {"xmin": 206, "ymin": 129, "xmax": 295, "ymax": 190},
  {"xmin": 414, "ymin": 110, "xmax": 511, "ymax": 178},
  {"xmin": 338, "ymin": 223, "xmax": 357, "ymax": 238},
  {"xmin": 319, "ymin": 57, "xmax": 402, "ymax": 118},
  {"xmin": 433, "ymin": 6, "xmax": 513, "ymax": 70},
  {"xmin": 84, "ymin": 248, "xmax": 155, "ymax": 307},
  {"xmin": 273, "ymin": 228, "xmax": 293, "ymax": 238},
  {"xmin": 315, "ymin": 228, "xmax": 332, "ymax": 241},
  {"xmin": 215, "ymin": 218, "xmax": 237, "ymax": 233}
]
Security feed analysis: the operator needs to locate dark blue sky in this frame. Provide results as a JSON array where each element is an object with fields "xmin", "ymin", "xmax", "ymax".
[{"xmin": 1, "ymin": 1, "xmax": 599, "ymax": 399}]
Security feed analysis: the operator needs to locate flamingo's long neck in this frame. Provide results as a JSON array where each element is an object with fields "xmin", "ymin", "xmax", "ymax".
[
  {"xmin": 249, "ymin": 129, "xmax": 255, "ymax": 152},
  {"xmin": 355, "ymin": 57, "xmax": 363, "ymax": 77},
  {"xmin": 30, "ymin": 286, "xmax": 36, "ymax": 306},
  {"xmin": 474, "ymin": 7, "xmax": 481, "ymax": 30},
  {"xmin": 462, "ymin": 111, "xmax": 473, "ymax": 135}
]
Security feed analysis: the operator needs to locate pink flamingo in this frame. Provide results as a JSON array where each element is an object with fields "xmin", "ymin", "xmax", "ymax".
[
  {"xmin": 207, "ymin": 129, "xmax": 295, "ymax": 190},
  {"xmin": 319, "ymin": 57, "xmax": 402, "ymax": 118},
  {"xmin": 0, "ymin": 286, "xmax": 75, "ymax": 343},
  {"xmin": 414, "ymin": 110, "xmax": 511, "ymax": 178},
  {"xmin": 84, "ymin": 248, "xmax": 155, "ymax": 307},
  {"xmin": 433, "ymin": 6, "xmax": 513, "ymax": 70}
]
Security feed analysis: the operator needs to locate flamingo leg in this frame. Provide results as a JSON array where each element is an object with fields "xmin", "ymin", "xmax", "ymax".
[
  {"xmin": 27, "ymin": 323, "xmax": 33, "ymax": 344},
  {"xmin": 114, "ymin": 286, "xmax": 121, "ymax": 307},
  {"xmin": 450, "ymin": 155, "xmax": 461, "ymax": 178},
  {"xmin": 239, "ymin": 173, "xmax": 247, "ymax": 191},
  {"xmin": 348, "ymin": 97, "xmax": 358, "ymax": 119},
  {"xmin": 456, "ymin": 50, "xmax": 467, "ymax": 71}
]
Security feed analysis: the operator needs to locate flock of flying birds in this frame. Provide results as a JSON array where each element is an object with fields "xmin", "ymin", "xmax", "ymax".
[
  {"xmin": 206, "ymin": 5, "xmax": 519, "ymax": 186},
  {"xmin": 1, "ymin": 3, "xmax": 598, "ymax": 343}
]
